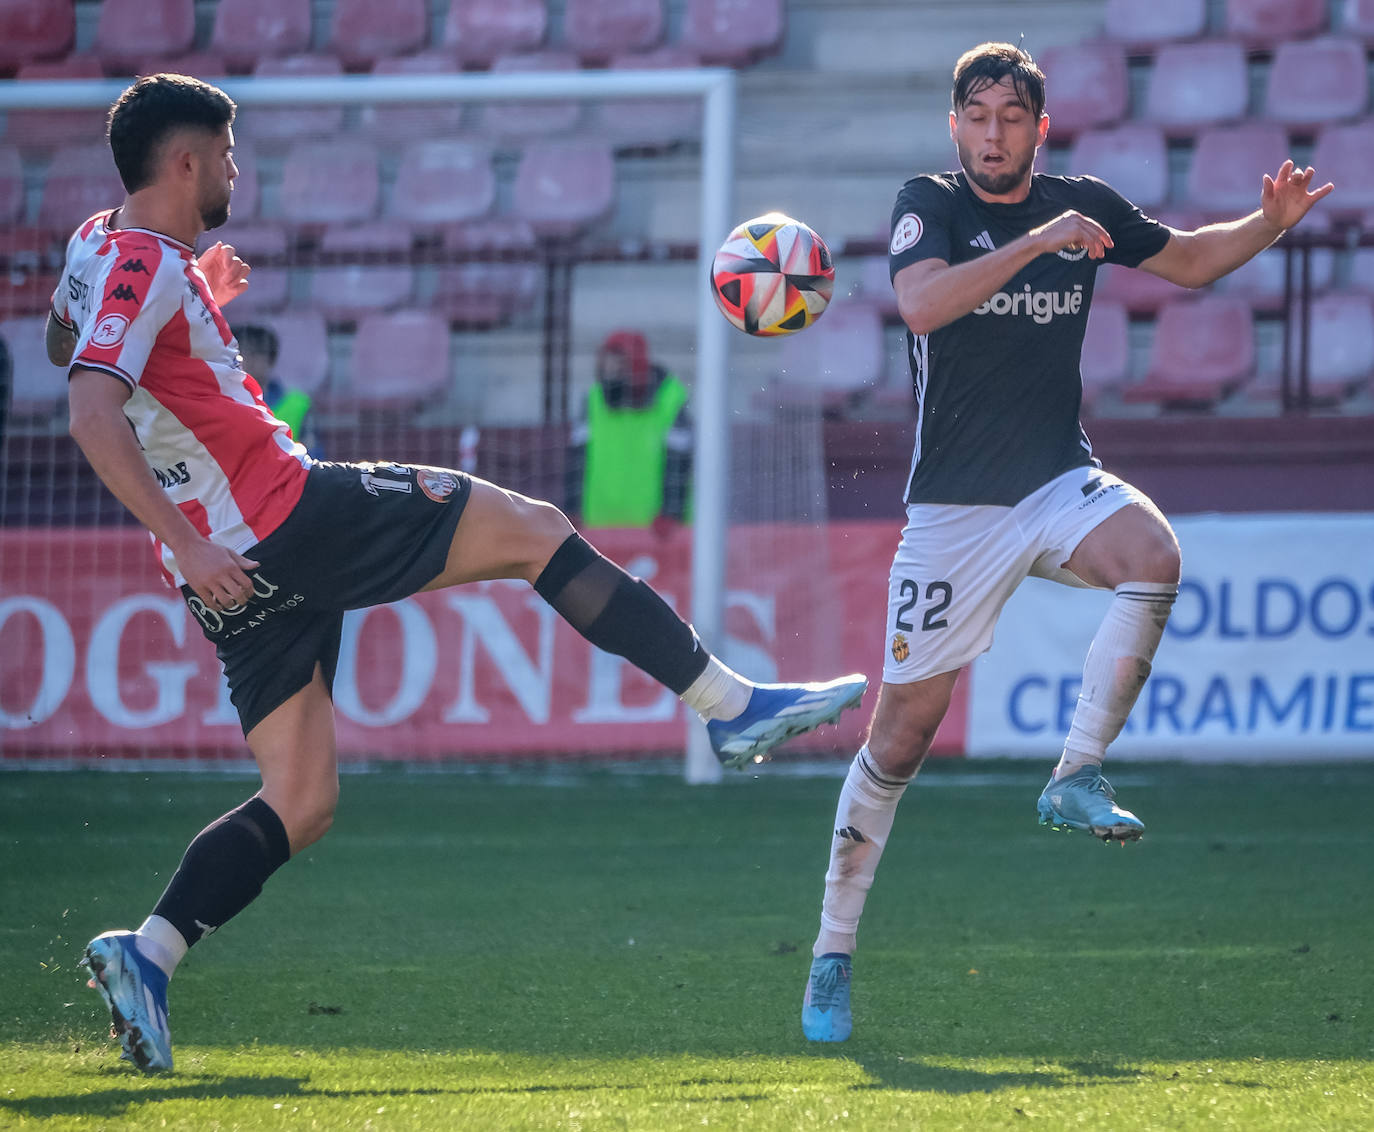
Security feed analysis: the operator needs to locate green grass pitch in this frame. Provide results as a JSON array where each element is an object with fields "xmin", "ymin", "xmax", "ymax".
[{"xmin": 2, "ymin": 761, "xmax": 1372, "ymax": 1130}]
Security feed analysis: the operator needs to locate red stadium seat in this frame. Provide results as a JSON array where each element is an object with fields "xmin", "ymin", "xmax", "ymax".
[
  {"xmin": 481, "ymin": 52, "xmax": 582, "ymax": 137},
  {"xmin": 309, "ymin": 221, "xmax": 414, "ymax": 316},
  {"xmin": 1039, "ymin": 42, "xmax": 1129, "ymax": 137},
  {"xmin": 345, "ymin": 310, "xmax": 450, "ymax": 407},
  {"xmin": 242, "ymin": 56, "xmax": 346, "ymax": 142},
  {"xmin": 330, "ymin": 0, "xmax": 428, "ymax": 68},
  {"xmin": 209, "ymin": 222, "xmax": 290, "ymax": 311},
  {"xmin": 1246, "ymin": 295, "xmax": 1374, "ymax": 406},
  {"xmin": 564, "ymin": 0, "xmax": 663, "ymax": 64},
  {"xmin": 210, "ymin": 0, "xmax": 311, "ymax": 72},
  {"xmin": 1184, "ymin": 123, "xmax": 1290, "ymax": 215},
  {"xmin": 358, "ymin": 52, "xmax": 466, "ymax": 138},
  {"xmin": 443, "ymin": 0, "xmax": 547, "ymax": 68},
  {"xmin": 1079, "ymin": 299, "xmax": 1130, "ymax": 410},
  {"xmin": 1309, "ymin": 121, "xmax": 1374, "ymax": 219},
  {"xmin": 4, "ymin": 57, "xmax": 107, "ymax": 148},
  {"xmin": 440, "ymin": 216, "xmax": 538, "ymax": 255},
  {"xmin": 1342, "ymin": 0, "xmax": 1374, "ymax": 41},
  {"xmin": 37, "ymin": 144, "xmax": 125, "ymax": 233},
  {"xmin": 683, "ymin": 0, "xmax": 783, "ymax": 65},
  {"xmin": 0, "ymin": 227, "xmax": 63, "ymax": 317},
  {"xmin": 0, "ymin": 0, "xmax": 76, "ymax": 72},
  {"xmin": 1351, "ymin": 249, "xmax": 1374, "ymax": 295},
  {"xmin": 1214, "ymin": 245, "xmax": 1334, "ymax": 312},
  {"xmin": 387, "ymin": 141, "xmax": 495, "ymax": 227},
  {"xmin": 1263, "ymin": 38, "xmax": 1368, "ymax": 129},
  {"xmin": 436, "ymin": 217, "xmax": 539, "ymax": 325},
  {"xmin": 776, "ymin": 299, "xmax": 884, "ymax": 411},
  {"xmin": 95, "ymin": 0, "xmax": 195, "ymax": 73},
  {"xmin": 279, "ymin": 139, "xmax": 380, "ymax": 225},
  {"xmin": 598, "ymin": 45, "xmax": 703, "ymax": 147},
  {"xmin": 1224, "ymin": 0, "xmax": 1325, "ymax": 47},
  {"xmin": 1094, "ymin": 263, "xmax": 1192, "ymax": 313},
  {"xmin": 256, "ymin": 311, "xmax": 330, "ymax": 395},
  {"xmin": 1143, "ymin": 41, "xmax": 1248, "ymax": 134},
  {"xmin": 1, "ymin": 315, "xmax": 67, "ymax": 416},
  {"xmin": 512, "ymin": 141, "xmax": 614, "ymax": 236},
  {"xmin": 1126, "ymin": 296, "xmax": 1253, "ymax": 406},
  {"xmin": 1101, "ymin": 0, "xmax": 1206, "ymax": 49},
  {"xmin": 1067, "ymin": 125, "xmax": 1168, "ymax": 209},
  {"xmin": 0, "ymin": 144, "xmax": 23, "ymax": 223},
  {"xmin": 135, "ymin": 51, "xmax": 228, "ymax": 77}
]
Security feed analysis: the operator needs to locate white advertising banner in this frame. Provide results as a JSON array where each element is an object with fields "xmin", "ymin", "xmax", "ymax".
[{"xmin": 967, "ymin": 514, "xmax": 1374, "ymax": 760}]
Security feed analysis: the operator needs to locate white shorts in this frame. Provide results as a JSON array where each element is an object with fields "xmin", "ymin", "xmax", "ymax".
[{"xmin": 882, "ymin": 466, "xmax": 1154, "ymax": 684}]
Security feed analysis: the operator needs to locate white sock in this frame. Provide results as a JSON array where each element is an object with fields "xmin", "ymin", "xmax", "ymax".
[
  {"xmin": 813, "ymin": 747, "xmax": 912, "ymax": 957},
  {"xmin": 135, "ymin": 914, "xmax": 188, "ymax": 978},
  {"xmin": 1057, "ymin": 581, "xmax": 1178, "ymax": 778},
  {"xmin": 680, "ymin": 655, "xmax": 752, "ymax": 722}
]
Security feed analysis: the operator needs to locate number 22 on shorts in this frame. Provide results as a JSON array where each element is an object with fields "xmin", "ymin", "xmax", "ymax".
[{"xmin": 894, "ymin": 579, "xmax": 953, "ymax": 632}]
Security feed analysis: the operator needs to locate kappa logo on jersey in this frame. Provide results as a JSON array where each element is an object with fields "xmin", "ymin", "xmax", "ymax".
[
  {"xmin": 118, "ymin": 258, "xmax": 150, "ymax": 275},
  {"xmin": 973, "ymin": 283, "xmax": 1084, "ymax": 325},
  {"xmin": 418, "ymin": 468, "xmax": 462, "ymax": 503},
  {"xmin": 90, "ymin": 313, "xmax": 130, "ymax": 347},
  {"xmin": 890, "ymin": 213, "xmax": 923, "ymax": 255},
  {"xmin": 106, "ymin": 282, "xmax": 139, "ymax": 303},
  {"xmin": 969, "ymin": 230, "xmax": 995, "ymax": 251},
  {"xmin": 890, "ymin": 631, "xmax": 910, "ymax": 663}
]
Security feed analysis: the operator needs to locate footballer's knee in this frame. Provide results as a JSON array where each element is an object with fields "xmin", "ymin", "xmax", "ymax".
[
  {"xmin": 266, "ymin": 780, "xmax": 338, "ymax": 854},
  {"xmin": 1133, "ymin": 524, "xmax": 1182, "ymax": 585}
]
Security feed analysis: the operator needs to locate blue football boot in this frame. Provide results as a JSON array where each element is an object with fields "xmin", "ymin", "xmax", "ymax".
[
  {"xmin": 82, "ymin": 930, "xmax": 173, "ymax": 1073},
  {"xmin": 707, "ymin": 675, "xmax": 867, "ymax": 769},
  {"xmin": 1037, "ymin": 766, "xmax": 1145, "ymax": 842},
  {"xmin": 802, "ymin": 953, "xmax": 853, "ymax": 1042}
]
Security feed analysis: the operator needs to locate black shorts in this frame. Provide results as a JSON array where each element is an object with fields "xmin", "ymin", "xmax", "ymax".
[{"xmin": 184, "ymin": 460, "xmax": 471, "ymax": 736}]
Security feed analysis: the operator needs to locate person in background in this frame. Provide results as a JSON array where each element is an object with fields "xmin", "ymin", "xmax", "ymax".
[
  {"xmin": 566, "ymin": 330, "xmax": 692, "ymax": 537},
  {"xmin": 233, "ymin": 322, "xmax": 316, "ymax": 452}
]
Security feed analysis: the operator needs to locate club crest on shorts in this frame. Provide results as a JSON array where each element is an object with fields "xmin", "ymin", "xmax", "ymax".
[
  {"xmin": 890, "ymin": 632, "xmax": 910, "ymax": 663},
  {"xmin": 418, "ymin": 468, "xmax": 461, "ymax": 503}
]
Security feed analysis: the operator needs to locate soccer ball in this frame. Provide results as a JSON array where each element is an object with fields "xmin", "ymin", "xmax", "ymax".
[{"xmin": 710, "ymin": 212, "xmax": 835, "ymax": 337}]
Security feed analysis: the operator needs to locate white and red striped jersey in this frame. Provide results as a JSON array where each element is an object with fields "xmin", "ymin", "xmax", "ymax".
[{"xmin": 58, "ymin": 211, "xmax": 310, "ymax": 585}]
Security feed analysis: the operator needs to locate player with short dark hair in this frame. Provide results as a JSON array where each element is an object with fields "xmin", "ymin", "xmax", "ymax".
[
  {"xmin": 52, "ymin": 73, "xmax": 867, "ymax": 1073},
  {"xmin": 799, "ymin": 41, "xmax": 1334, "ymax": 1043}
]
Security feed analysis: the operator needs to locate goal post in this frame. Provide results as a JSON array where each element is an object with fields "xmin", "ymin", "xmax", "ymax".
[{"xmin": 0, "ymin": 67, "xmax": 734, "ymax": 781}]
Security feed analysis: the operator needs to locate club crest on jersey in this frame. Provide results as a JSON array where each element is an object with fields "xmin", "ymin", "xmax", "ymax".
[
  {"xmin": 90, "ymin": 313, "xmax": 129, "ymax": 348},
  {"xmin": 418, "ymin": 468, "xmax": 461, "ymax": 503},
  {"xmin": 1056, "ymin": 246, "xmax": 1089, "ymax": 261},
  {"xmin": 890, "ymin": 213, "xmax": 923, "ymax": 255},
  {"xmin": 890, "ymin": 632, "xmax": 910, "ymax": 663}
]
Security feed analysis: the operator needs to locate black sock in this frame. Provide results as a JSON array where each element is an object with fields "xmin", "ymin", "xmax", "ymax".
[
  {"xmin": 152, "ymin": 796, "xmax": 291, "ymax": 946},
  {"xmin": 534, "ymin": 533, "xmax": 710, "ymax": 694}
]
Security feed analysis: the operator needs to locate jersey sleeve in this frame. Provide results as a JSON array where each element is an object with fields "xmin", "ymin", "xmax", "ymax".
[
  {"xmin": 1084, "ymin": 176, "xmax": 1173, "ymax": 268},
  {"xmin": 888, "ymin": 177, "xmax": 955, "ymax": 281},
  {"xmin": 71, "ymin": 246, "xmax": 180, "ymax": 388}
]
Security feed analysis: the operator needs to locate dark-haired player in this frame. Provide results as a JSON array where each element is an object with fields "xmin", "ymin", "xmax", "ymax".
[
  {"xmin": 800, "ymin": 41, "xmax": 1334, "ymax": 1042},
  {"xmin": 51, "ymin": 74, "xmax": 866, "ymax": 1072}
]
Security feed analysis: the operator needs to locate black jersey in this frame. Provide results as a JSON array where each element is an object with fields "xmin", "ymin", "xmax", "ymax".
[{"xmin": 888, "ymin": 171, "xmax": 1170, "ymax": 506}]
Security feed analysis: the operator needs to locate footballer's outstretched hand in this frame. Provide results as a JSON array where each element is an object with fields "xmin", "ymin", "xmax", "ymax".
[
  {"xmin": 1261, "ymin": 160, "xmax": 1335, "ymax": 231},
  {"xmin": 198, "ymin": 241, "xmax": 252, "ymax": 307}
]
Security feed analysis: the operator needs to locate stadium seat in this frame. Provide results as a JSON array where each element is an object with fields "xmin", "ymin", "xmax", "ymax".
[
  {"xmin": 0, "ymin": 144, "xmax": 22, "ymax": 223},
  {"xmin": 1067, "ymin": 125, "xmax": 1168, "ymax": 209},
  {"xmin": 1143, "ymin": 41, "xmax": 1248, "ymax": 134},
  {"xmin": 1184, "ymin": 123, "xmax": 1290, "ymax": 215},
  {"xmin": 345, "ymin": 310, "xmax": 450, "ymax": 408},
  {"xmin": 1102, "ymin": 0, "xmax": 1207, "ymax": 49},
  {"xmin": 598, "ymin": 46, "xmax": 703, "ymax": 147},
  {"xmin": 1309, "ymin": 121, "xmax": 1374, "ymax": 219},
  {"xmin": 358, "ymin": 52, "xmax": 466, "ymax": 138},
  {"xmin": 1126, "ymin": 295, "xmax": 1254, "ymax": 406},
  {"xmin": 1224, "ymin": 0, "xmax": 1325, "ymax": 47},
  {"xmin": 1079, "ymin": 299, "xmax": 1130, "ymax": 410},
  {"xmin": 0, "ymin": 0, "xmax": 76, "ymax": 71},
  {"xmin": 1351, "ymin": 249, "xmax": 1374, "ymax": 295},
  {"xmin": 683, "ymin": 0, "xmax": 783, "ymax": 66},
  {"xmin": 387, "ymin": 140, "xmax": 495, "ymax": 227},
  {"xmin": 1213, "ymin": 244, "xmax": 1334, "ymax": 312},
  {"xmin": 330, "ymin": 0, "xmax": 428, "ymax": 68},
  {"xmin": 1038, "ymin": 42, "xmax": 1129, "ymax": 137},
  {"xmin": 443, "ymin": 0, "xmax": 547, "ymax": 67},
  {"xmin": 0, "ymin": 315, "xmax": 67, "ymax": 417},
  {"xmin": 309, "ymin": 221, "xmax": 415, "ymax": 316},
  {"xmin": 1262, "ymin": 38, "xmax": 1368, "ymax": 129},
  {"xmin": 135, "ymin": 51, "xmax": 228, "ymax": 78},
  {"xmin": 95, "ymin": 0, "xmax": 195, "ymax": 72},
  {"xmin": 511, "ymin": 142, "xmax": 614, "ymax": 236},
  {"xmin": 210, "ymin": 0, "xmax": 311, "ymax": 72},
  {"xmin": 564, "ymin": 0, "xmax": 663, "ymax": 64},
  {"xmin": 1094, "ymin": 263, "xmax": 1192, "ymax": 313},
  {"xmin": 480, "ymin": 52, "xmax": 582, "ymax": 137},
  {"xmin": 441, "ymin": 216, "xmax": 538, "ymax": 255},
  {"xmin": 0, "ymin": 227, "xmax": 63, "ymax": 317},
  {"xmin": 37, "ymin": 144, "xmax": 125, "ymax": 232},
  {"xmin": 241, "ymin": 56, "xmax": 346, "ymax": 142},
  {"xmin": 775, "ymin": 299, "xmax": 884, "ymax": 412},
  {"xmin": 1246, "ymin": 295, "xmax": 1374, "ymax": 406},
  {"xmin": 4, "ymin": 57, "xmax": 107, "ymax": 148},
  {"xmin": 210, "ymin": 222, "xmax": 290, "ymax": 311},
  {"xmin": 435, "ymin": 217, "xmax": 540, "ymax": 324},
  {"xmin": 254, "ymin": 310, "xmax": 330, "ymax": 395},
  {"xmin": 279, "ymin": 139, "xmax": 380, "ymax": 225},
  {"xmin": 1342, "ymin": 0, "xmax": 1374, "ymax": 41}
]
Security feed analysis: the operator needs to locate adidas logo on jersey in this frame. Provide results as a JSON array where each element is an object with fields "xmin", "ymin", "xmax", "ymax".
[
  {"xmin": 973, "ymin": 284, "xmax": 1084, "ymax": 325},
  {"xmin": 969, "ymin": 230, "xmax": 995, "ymax": 251}
]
